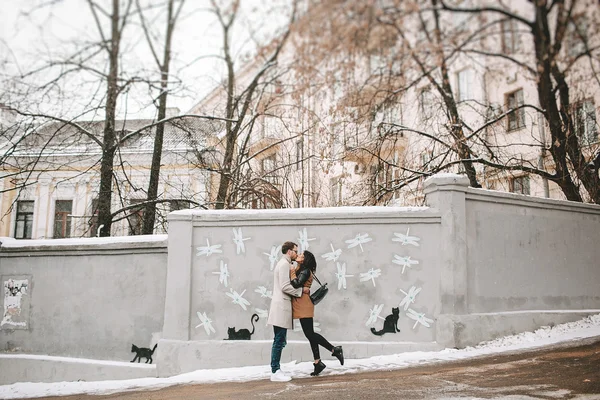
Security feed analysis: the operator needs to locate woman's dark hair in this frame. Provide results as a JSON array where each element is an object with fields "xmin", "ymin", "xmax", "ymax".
[{"xmin": 303, "ymin": 250, "xmax": 317, "ymax": 272}]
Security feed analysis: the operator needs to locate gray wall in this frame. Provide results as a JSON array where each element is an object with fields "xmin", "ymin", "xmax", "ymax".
[
  {"xmin": 1, "ymin": 174, "xmax": 599, "ymax": 383},
  {"xmin": 465, "ymin": 190, "xmax": 600, "ymax": 313},
  {"xmin": 0, "ymin": 237, "xmax": 167, "ymax": 361}
]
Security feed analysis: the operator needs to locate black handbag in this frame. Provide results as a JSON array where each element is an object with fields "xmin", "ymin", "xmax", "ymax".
[{"xmin": 310, "ymin": 273, "xmax": 328, "ymax": 305}]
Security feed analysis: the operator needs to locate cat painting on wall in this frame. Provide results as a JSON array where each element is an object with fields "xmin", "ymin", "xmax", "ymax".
[
  {"xmin": 371, "ymin": 307, "xmax": 400, "ymax": 336},
  {"xmin": 130, "ymin": 343, "xmax": 158, "ymax": 364},
  {"xmin": 225, "ymin": 313, "xmax": 260, "ymax": 340}
]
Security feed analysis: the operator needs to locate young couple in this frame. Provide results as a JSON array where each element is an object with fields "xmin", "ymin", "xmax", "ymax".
[{"xmin": 267, "ymin": 241, "xmax": 344, "ymax": 382}]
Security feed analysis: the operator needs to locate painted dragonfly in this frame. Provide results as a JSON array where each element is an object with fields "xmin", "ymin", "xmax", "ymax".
[
  {"xmin": 212, "ymin": 260, "xmax": 230, "ymax": 287},
  {"xmin": 232, "ymin": 228, "xmax": 251, "ymax": 255},
  {"xmin": 225, "ymin": 288, "xmax": 251, "ymax": 310},
  {"xmin": 359, "ymin": 267, "xmax": 382, "ymax": 287},
  {"xmin": 263, "ymin": 245, "xmax": 282, "ymax": 271},
  {"xmin": 345, "ymin": 233, "xmax": 373, "ymax": 252},
  {"xmin": 196, "ymin": 238, "xmax": 223, "ymax": 257},
  {"xmin": 392, "ymin": 254, "xmax": 420, "ymax": 274},
  {"xmin": 365, "ymin": 304, "xmax": 385, "ymax": 327},
  {"xmin": 399, "ymin": 286, "xmax": 422, "ymax": 311},
  {"xmin": 254, "ymin": 285, "xmax": 273, "ymax": 299},
  {"xmin": 407, "ymin": 308, "xmax": 434, "ymax": 329},
  {"xmin": 392, "ymin": 228, "xmax": 421, "ymax": 247},
  {"xmin": 195, "ymin": 311, "xmax": 216, "ymax": 336},
  {"xmin": 297, "ymin": 227, "xmax": 316, "ymax": 252},
  {"xmin": 321, "ymin": 243, "xmax": 342, "ymax": 262},
  {"xmin": 335, "ymin": 262, "xmax": 354, "ymax": 290}
]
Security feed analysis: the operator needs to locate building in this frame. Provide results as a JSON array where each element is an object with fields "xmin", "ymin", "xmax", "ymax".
[
  {"xmin": 0, "ymin": 109, "xmax": 216, "ymax": 239},
  {"xmin": 191, "ymin": 0, "xmax": 599, "ymax": 209}
]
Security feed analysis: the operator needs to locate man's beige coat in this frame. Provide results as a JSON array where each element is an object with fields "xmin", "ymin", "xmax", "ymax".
[{"xmin": 267, "ymin": 254, "xmax": 303, "ymax": 329}]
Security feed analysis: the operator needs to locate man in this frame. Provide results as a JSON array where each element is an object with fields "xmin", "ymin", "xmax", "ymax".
[{"xmin": 267, "ymin": 241, "xmax": 309, "ymax": 382}]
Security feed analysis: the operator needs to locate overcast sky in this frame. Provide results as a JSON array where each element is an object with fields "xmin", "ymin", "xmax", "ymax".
[{"xmin": 0, "ymin": 0, "xmax": 290, "ymax": 119}]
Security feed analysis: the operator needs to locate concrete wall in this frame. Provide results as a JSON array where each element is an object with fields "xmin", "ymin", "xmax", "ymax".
[
  {"xmin": 0, "ymin": 236, "xmax": 168, "ymax": 362},
  {"xmin": 1, "ymin": 174, "xmax": 599, "ymax": 384},
  {"xmin": 158, "ymin": 206, "xmax": 444, "ymax": 376}
]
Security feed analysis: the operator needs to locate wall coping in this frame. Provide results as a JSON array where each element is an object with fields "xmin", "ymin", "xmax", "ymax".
[
  {"xmin": 169, "ymin": 206, "xmax": 439, "ymax": 225},
  {"xmin": 466, "ymin": 187, "xmax": 600, "ymax": 215},
  {"xmin": 0, "ymin": 234, "xmax": 168, "ymax": 255}
]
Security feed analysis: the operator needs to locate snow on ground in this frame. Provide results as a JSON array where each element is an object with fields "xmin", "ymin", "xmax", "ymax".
[{"xmin": 1, "ymin": 314, "xmax": 599, "ymax": 399}]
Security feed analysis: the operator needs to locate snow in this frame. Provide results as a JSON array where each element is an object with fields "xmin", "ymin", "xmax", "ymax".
[
  {"xmin": 0, "ymin": 235, "xmax": 167, "ymax": 248},
  {"xmin": 1, "ymin": 314, "xmax": 599, "ymax": 399},
  {"xmin": 171, "ymin": 205, "xmax": 430, "ymax": 218}
]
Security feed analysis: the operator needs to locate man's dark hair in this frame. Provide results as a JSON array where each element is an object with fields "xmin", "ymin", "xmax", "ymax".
[{"xmin": 282, "ymin": 241, "xmax": 297, "ymax": 254}]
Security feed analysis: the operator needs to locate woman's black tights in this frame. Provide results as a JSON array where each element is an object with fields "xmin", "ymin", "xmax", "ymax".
[{"xmin": 300, "ymin": 317, "xmax": 333, "ymax": 360}]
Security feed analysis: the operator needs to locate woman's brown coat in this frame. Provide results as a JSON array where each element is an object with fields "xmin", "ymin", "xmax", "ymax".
[{"xmin": 291, "ymin": 266, "xmax": 314, "ymax": 319}]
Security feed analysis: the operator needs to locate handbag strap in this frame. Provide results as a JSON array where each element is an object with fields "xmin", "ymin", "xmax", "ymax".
[{"xmin": 312, "ymin": 272, "xmax": 323, "ymax": 287}]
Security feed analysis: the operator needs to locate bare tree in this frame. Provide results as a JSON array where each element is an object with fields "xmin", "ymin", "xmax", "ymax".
[
  {"xmin": 208, "ymin": 0, "xmax": 298, "ymax": 209},
  {"xmin": 137, "ymin": 0, "xmax": 186, "ymax": 234}
]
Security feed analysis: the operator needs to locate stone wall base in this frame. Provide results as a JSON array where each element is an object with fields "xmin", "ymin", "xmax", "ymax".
[
  {"xmin": 156, "ymin": 338, "xmax": 442, "ymax": 377},
  {"xmin": 436, "ymin": 310, "xmax": 600, "ymax": 349},
  {"xmin": 0, "ymin": 354, "xmax": 156, "ymax": 385}
]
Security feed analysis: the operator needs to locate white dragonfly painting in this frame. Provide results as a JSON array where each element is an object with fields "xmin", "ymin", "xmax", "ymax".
[
  {"xmin": 335, "ymin": 262, "xmax": 354, "ymax": 290},
  {"xmin": 321, "ymin": 243, "xmax": 342, "ymax": 262},
  {"xmin": 294, "ymin": 319, "xmax": 321, "ymax": 332},
  {"xmin": 225, "ymin": 288, "xmax": 251, "ymax": 310},
  {"xmin": 365, "ymin": 304, "xmax": 385, "ymax": 327},
  {"xmin": 195, "ymin": 311, "xmax": 216, "ymax": 336},
  {"xmin": 392, "ymin": 254, "xmax": 420, "ymax": 274},
  {"xmin": 297, "ymin": 228, "xmax": 316, "ymax": 252},
  {"xmin": 392, "ymin": 228, "xmax": 421, "ymax": 247},
  {"xmin": 345, "ymin": 233, "xmax": 373, "ymax": 252},
  {"xmin": 407, "ymin": 308, "xmax": 434, "ymax": 329},
  {"xmin": 254, "ymin": 285, "xmax": 273, "ymax": 299},
  {"xmin": 263, "ymin": 245, "xmax": 282, "ymax": 271},
  {"xmin": 399, "ymin": 285, "xmax": 422, "ymax": 311},
  {"xmin": 196, "ymin": 238, "xmax": 223, "ymax": 257},
  {"xmin": 212, "ymin": 260, "xmax": 230, "ymax": 287},
  {"xmin": 232, "ymin": 228, "xmax": 251, "ymax": 255},
  {"xmin": 359, "ymin": 268, "xmax": 382, "ymax": 287}
]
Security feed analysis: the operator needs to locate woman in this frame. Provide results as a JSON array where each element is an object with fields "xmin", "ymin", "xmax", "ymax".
[{"xmin": 290, "ymin": 250, "xmax": 344, "ymax": 376}]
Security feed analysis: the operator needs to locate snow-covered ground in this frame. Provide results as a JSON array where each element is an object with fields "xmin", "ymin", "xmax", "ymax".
[{"xmin": 2, "ymin": 314, "xmax": 599, "ymax": 399}]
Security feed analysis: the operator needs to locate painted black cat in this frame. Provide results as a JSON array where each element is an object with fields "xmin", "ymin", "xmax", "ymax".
[
  {"xmin": 225, "ymin": 313, "xmax": 259, "ymax": 340},
  {"xmin": 130, "ymin": 343, "xmax": 157, "ymax": 364},
  {"xmin": 371, "ymin": 307, "xmax": 400, "ymax": 336}
]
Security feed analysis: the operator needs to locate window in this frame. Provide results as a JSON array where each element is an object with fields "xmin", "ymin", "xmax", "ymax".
[
  {"xmin": 295, "ymin": 139, "xmax": 303, "ymax": 170},
  {"xmin": 506, "ymin": 89, "xmax": 525, "ymax": 131},
  {"xmin": 14, "ymin": 200, "xmax": 34, "ymax": 239},
  {"xmin": 510, "ymin": 175, "xmax": 530, "ymax": 195},
  {"xmin": 573, "ymin": 100, "xmax": 597, "ymax": 145},
  {"xmin": 88, "ymin": 198, "xmax": 99, "ymax": 237},
  {"xmin": 261, "ymin": 154, "xmax": 277, "ymax": 183},
  {"xmin": 295, "ymin": 190, "xmax": 303, "ymax": 208},
  {"xmin": 420, "ymin": 87, "xmax": 434, "ymax": 120},
  {"xmin": 127, "ymin": 200, "xmax": 145, "ymax": 236},
  {"xmin": 421, "ymin": 151, "xmax": 433, "ymax": 170},
  {"xmin": 170, "ymin": 200, "xmax": 192, "ymax": 212},
  {"xmin": 566, "ymin": 17, "xmax": 588, "ymax": 58},
  {"xmin": 501, "ymin": 19, "xmax": 518, "ymax": 54},
  {"xmin": 53, "ymin": 200, "xmax": 73, "ymax": 238},
  {"xmin": 457, "ymin": 69, "xmax": 474, "ymax": 102}
]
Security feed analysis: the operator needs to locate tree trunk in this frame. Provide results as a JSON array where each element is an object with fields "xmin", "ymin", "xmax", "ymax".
[
  {"xmin": 142, "ymin": 0, "xmax": 178, "ymax": 234},
  {"xmin": 97, "ymin": 0, "xmax": 121, "ymax": 237}
]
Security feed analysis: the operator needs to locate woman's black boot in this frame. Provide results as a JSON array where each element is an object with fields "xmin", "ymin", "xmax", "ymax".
[
  {"xmin": 332, "ymin": 346, "xmax": 344, "ymax": 365},
  {"xmin": 310, "ymin": 360, "xmax": 326, "ymax": 376}
]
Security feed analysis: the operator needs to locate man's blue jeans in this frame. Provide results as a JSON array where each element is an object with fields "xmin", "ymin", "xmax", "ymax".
[{"xmin": 271, "ymin": 326, "xmax": 287, "ymax": 373}]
